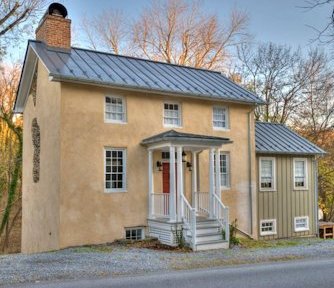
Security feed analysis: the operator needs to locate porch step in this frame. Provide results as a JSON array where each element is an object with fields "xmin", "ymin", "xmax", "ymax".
[
  {"xmin": 196, "ymin": 232, "xmax": 223, "ymax": 243},
  {"xmin": 195, "ymin": 239, "xmax": 229, "ymax": 251}
]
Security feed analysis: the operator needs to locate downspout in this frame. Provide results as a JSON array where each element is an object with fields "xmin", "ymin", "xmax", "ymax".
[
  {"xmin": 247, "ymin": 107, "xmax": 255, "ymax": 236},
  {"xmin": 314, "ymin": 157, "xmax": 319, "ymax": 237}
]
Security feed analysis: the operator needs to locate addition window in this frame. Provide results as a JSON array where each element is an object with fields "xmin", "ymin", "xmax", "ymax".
[
  {"xmin": 259, "ymin": 157, "xmax": 276, "ymax": 191},
  {"xmin": 105, "ymin": 96, "xmax": 126, "ymax": 123},
  {"xmin": 293, "ymin": 158, "xmax": 308, "ymax": 189},
  {"xmin": 213, "ymin": 106, "xmax": 229, "ymax": 129},
  {"xmin": 105, "ymin": 148, "xmax": 127, "ymax": 192},
  {"xmin": 294, "ymin": 216, "xmax": 309, "ymax": 232},
  {"xmin": 163, "ymin": 102, "xmax": 181, "ymax": 127},
  {"xmin": 260, "ymin": 219, "xmax": 277, "ymax": 236}
]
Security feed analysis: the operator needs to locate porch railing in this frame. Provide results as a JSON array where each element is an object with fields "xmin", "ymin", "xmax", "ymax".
[
  {"xmin": 181, "ymin": 194, "xmax": 196, "ymax": 249},
  {"xmin": 152, "ymin": 193, "xmax": 170, "ymax": 218},
  {"xmin": 196, "ymin": 192, "xmax": 209, "ymax": 216},
  {"xmin": 213, "ymin": 193, "xmax": 230, "ymax": 242}
]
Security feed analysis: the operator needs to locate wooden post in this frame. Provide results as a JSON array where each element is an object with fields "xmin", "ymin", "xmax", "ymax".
[
  {"xmin": 192, "ymin": 151, "xmax": 197, "ymax": 210},
  {"xmin": 209, "ymin": 148, "xmax": 215, "ymax": 218},
  {"xmin": 177, "ymin": 146, "xmax": 183, "ymax": 222},
  {"xmin": 148, "ymin": 150, "xmax": 154, "ymax": 218},
  {"xmin": 169, "ymin": 146, "xmax": 177, "ymax": 222}
]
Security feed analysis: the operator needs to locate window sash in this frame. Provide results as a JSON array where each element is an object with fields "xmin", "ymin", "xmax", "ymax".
[
  {"xmin": 105, "ymin": 148, "xmax": 126, "ymax": 192},
  {"xmin": 213, "ymin": 106, "xmax": 228, "ymax": 129},
  {"xmin": 164, "ymin": 103, "xmax": 181, "ymax": 127},
  {"xmin": 105, "ymin": 96, "xmax": 126, "ymax": 122},
  {"xmin": 214, "ymin": 152, "xmax": 230, "ymax": 188},
  {"xmin": 260, "ymin": 159, "xmax": 274, "ymax": 190},
  {"xmin": 294, "ymin": 217, "xmax": 309, "ymax": 232},
  {"xmin": 294, "ymin": 159, "xmax": 307, "ymax": 189},
  {"xmin": 260, "ymin": 219, "xmax": 276, "ymax": 235}
]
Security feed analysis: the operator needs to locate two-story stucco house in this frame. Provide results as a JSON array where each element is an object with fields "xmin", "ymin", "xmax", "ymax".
[{"xmin": 15, "ymin": 4, "xmax": 325, "ymax": 253}]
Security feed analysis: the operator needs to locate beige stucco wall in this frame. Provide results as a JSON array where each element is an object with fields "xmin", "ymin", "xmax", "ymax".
[
  {"xmin": 21, "ymin": 60, "xmax": 61, "ymax": 253},
  {"xmin": 58, "ymin": 82, "xmax": 258, "ymax": 248},
  {"xmin": 256, "ymin": 155, "xmax": 317, "ymax": 239}
]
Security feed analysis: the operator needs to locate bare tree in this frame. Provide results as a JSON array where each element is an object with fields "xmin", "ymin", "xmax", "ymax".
[
  {"xmin": 0, "ymin": 0, "xmax": 46, "ymax": 57},
  {"xmin": 236, "ymin": 43, "xmax": 327, "ymax": 123},
  {"xmin": 303, "ymin": 0, "xmax": 334, "ymax": 45},
  {"xmin": 81, "ymin": 0, "xmax": 249, "ymax": 70}
]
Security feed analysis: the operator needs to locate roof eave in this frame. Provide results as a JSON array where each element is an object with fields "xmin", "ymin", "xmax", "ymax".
[{"xmin": 256, "ymin": 150, "xmax": 326, "ymax": 156}]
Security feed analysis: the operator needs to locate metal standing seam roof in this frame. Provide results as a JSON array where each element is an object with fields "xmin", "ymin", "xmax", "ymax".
[
  {"xmin": 255, "ymin": 122, "xmax": 325, "ymax": 155},
  {"xmin": 141, "ymin": 130, "xmax": 232, "ymax": 146},
  {"xmin": 28, "ymin": 40, "xmax": 264, "ymax": 105}
]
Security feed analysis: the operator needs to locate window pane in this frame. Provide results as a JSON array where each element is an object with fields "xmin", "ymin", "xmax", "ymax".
[
  {"xmin": 105, "ymin": 149, "xmax": 126, "ymax": 191},
  {"xmin": 164, "ymin": 103, "xmax": 181, "ymax": 126},
  {"xmin": 213, "ymin": 107, "xmax": 227, "ymax": 128},
  {"xmin": 105, "ymin": 96, "xmax": 125, "ymax": 122}
]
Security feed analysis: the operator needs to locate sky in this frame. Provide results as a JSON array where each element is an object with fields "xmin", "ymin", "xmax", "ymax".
[{"xmin": 6, "ymin": 0, "xmax": 332, "ymax": 61}]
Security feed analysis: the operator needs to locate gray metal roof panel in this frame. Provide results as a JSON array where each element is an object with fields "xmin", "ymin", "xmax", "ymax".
[
  {"xmin": 141, "ymin": 130, "xmax": 232, "ymax": 146},
  {"xmin": 255, "ymin": 122, "xmax": 325, "ymax": 155},
  {"xmin": 29, "ymin": 40, "xmax": 264, "ymax": 104}
]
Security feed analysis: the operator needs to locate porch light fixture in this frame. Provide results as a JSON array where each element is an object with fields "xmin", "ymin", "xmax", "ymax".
[
  {"xmin": 186, "ymin": 161, "xmax": 192, "ymax": 171},
  {"xmin": 156, "ymin": 161, "xmax": 162, "ymax": 171},
  {"xmin": 182, "ymin": 151, "xmax": 187, "ymax": 162}
]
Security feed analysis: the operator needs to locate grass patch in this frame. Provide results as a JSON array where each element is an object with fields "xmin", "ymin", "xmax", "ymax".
[
  {"xmin": 239, "ymin": 238, "xmax": 303, "ymax": 249},
  {"xmin": 72, "ymin": 245, "xmax": 113, "ymax": 253}
]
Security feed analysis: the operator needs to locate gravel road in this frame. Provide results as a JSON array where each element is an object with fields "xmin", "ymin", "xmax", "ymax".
[{"xmin": 1, "ymin": 238, "xmax": 334, "ymax": 287}]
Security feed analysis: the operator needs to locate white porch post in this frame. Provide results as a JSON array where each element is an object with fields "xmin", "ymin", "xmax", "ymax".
[
  {"xmin": 215, "ymin": 148, "xmax": 221, "ymax": 196},
  {"xmin": 192, "ymin": 151, "xmax": 197, "ymax": 210},
  {"xmin": 148, "ymin": 149, "xmax": 154, "ymax": 218},
  {"xmin": 209, "ymin": 148, "xmax": 215, "ymax": 218},
  {"xmin": 169, "ymin": 146, "xmax": 177, "ymax": 222},
  {"xmin": 177, "ymin": 146, "xmax": 184, "ymax": 222}
]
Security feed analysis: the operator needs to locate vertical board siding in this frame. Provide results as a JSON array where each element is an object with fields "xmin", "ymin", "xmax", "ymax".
[{"xmin": 257, "ymin": 155, "xmax": 316, "ymax": 239}]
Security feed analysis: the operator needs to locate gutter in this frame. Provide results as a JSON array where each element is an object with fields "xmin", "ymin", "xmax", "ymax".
[{"xmin": 247, "ymin": 107, "xmax": 256, "ymax": 236}]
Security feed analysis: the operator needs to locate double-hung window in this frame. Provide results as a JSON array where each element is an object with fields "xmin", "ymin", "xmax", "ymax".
[
  {"xmin": 105, "ymin": 96, "xmax": 126, "ymax": 123},
  {"xmin": 213, "ymin": 106, "xmax": 229, "ymax": 129},
  {"xmin": 294, "ymin": 158, "xmax": 308, "ymax": 189},
  {"xmin": 214, "ymin": 152, "xmax": 230, "ymax": 189},
  {"xmin": 105, "ymin": 148, "xmax": 126, "ymax": 192},
  {"xmin": 163, "ymin": 102, "xmax": 181, "ymax": 127},
  {"xmin": 259, "ymin": 157, "xmax": 275, "ymax": 191}
]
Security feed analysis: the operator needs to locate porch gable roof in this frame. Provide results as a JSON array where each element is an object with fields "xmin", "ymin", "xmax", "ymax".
[{"xmin": 141, "ymin": 130, "xmax": 231, "ymax": 148}]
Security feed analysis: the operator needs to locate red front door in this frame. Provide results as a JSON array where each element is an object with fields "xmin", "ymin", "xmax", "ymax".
[{"xmin": 162, "ymin": 163, "xmax": 177, "ymax": 194}]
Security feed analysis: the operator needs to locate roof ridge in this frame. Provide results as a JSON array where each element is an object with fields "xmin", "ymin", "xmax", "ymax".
[{"xmin": 28, "ymin": 39, "xmax": 222, "ymax": 75}]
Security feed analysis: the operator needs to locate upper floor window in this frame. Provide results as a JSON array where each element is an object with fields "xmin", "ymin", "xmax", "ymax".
[
  {"xmin": 164, "ymin": 102, "xmax": 181, "ymax": 127},
  {"xmin": 294, "ymin": 158, "xmax": 308, "ymax": 189},
  {"xmin": 259, "ymin": 157, "xmax": 276, "ymax": 191},
  {"xmin": 105, "ymin": 96, "xmax": 126, "ymax": 123},
  {"xmin": 105, "ymin": 148, "xmax": 127, "ymax": 192},
  {"xmin": 213, "ymin": 106, "xmax": 229, "ymax": 129}
]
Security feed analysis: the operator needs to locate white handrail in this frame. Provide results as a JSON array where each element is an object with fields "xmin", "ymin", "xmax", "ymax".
[
  {"xmin": 181, "ymin": 194, "xmax": 196, "ymax": 249},
  {"xmin": 213, "ymin": 193, "xmax": 229, "ymax": 242},
  {"xmin": 196, "ymin": 192, "xmax": 209, "ymax": 215}
]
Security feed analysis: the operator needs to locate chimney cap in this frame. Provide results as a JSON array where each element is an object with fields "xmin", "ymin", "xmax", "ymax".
[{"xmin": 47, "ymin": 3, "xmax": 68, "ymax": 18}]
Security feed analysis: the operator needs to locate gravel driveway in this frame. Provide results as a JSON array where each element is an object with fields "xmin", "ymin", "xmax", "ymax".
[{"xmin": 1, "ymin": 238, "xmax": 334, "ymax": 286}]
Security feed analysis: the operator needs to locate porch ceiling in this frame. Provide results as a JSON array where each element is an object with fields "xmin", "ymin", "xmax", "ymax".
[{"xmin": 141, "ymin": 130, "xmax": 232, "ymax": 149}]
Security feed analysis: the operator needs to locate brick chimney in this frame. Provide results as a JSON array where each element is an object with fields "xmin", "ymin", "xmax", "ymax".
[{"xmin": 36, "ymin": 3, "xmax": 71, "ymax": 49}]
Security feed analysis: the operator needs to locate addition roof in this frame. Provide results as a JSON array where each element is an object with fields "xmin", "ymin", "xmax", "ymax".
[{"xmin": 255, "ymin": 122, "xmax": 325, "ymax": 155}]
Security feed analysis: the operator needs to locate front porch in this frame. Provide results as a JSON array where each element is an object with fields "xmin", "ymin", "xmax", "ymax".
[{"xmin": 142, "ymin": 130, "xmax": 232, "ymax": 251}]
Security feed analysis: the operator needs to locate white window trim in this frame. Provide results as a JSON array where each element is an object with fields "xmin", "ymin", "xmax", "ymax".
[
  {"xmin": 125, "ymin": 226, "xmax": 145, "ymax": 240},
  {"xmin": 163, "ymin": 101, "xmax": 182, "ymax": 128},
  {"xmin": 104, "ymin": 95, "xmax": 127, "ymax": 124},
  {"xmin": 259, "ymin": 157, "xmax": 276, "ymax": 192},
  {"xmin": 212, "ymin": 105, "xmax": 230, "ymax": 131},
  {"xmin": 293, "ymin": 158, "xmax": 308, "ymax": 190},
  {"xmin": 104, "ymin": 147, "xmax": 127, "ymax": 193},
  {"xmin": 220, "ymin": 152, "xmax": 231, "ymax": 190},
  {"xmin": 260, "ymin": 219, "xmax": 277, "ymax": 236},
  {"xmin": 294, "ymin": 216, "xmax": 309, "ymax": 232}
]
